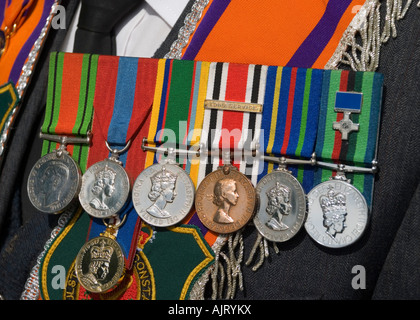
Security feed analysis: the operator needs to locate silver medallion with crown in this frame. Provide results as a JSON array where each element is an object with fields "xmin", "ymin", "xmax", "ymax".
[
  {"xmin": 79, "ymin": 141, "xmax": 131, "ymax": 218},
  {"xmin": 132, "ymin": 147, "xmax": 195, "ymax": 227},
  {"xmin": 304, "ymin": 170, "xmax": 369, "ymax": 248}
]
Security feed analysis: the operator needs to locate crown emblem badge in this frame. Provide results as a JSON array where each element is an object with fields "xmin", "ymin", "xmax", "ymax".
[
  {"xmin": 90, "ymin": 239, "xmax": 114, "ymax": 262},
  {"xmin": 319, "ymin": 186, "xmax": 348, "ymax": 238}
]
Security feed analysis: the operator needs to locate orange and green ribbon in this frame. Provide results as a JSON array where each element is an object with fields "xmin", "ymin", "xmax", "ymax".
[
  {"xmin": 41, "ymin": 51, "xmax": 98, "ymax": 172},
  {"xmin": 41, "ymin": 52, "xmax": 98, "ymax": 172}
]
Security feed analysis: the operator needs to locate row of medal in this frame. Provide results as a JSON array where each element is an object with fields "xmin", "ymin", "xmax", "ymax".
[
  {"xmin": 28, "ymin": 134, "xmax": 372, "ymax": 249},
  {"xmin": 27, "ymin": 134, "xmax": 372, "ymax": 293}
]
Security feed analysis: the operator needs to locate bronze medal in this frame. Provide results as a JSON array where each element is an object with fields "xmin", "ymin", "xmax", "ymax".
[{"xmin": 195, "ymin": 165, "xmax": 256, "ymax": 234}]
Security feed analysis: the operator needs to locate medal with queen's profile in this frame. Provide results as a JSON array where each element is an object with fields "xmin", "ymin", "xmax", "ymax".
[
  {"xmin": 79, "ymin": 159, "xmax": 130, "ymax": 219},
  {"xmin": 132, "ymin": 163, "xmax": 195, "ymax": 227},
  {"xmin": 304, "ymin": 180, "xmax": 369, "ymax": 248},
  {"xmin": 195, "ymin": 165, "xmax": 256, "ymax": 234},
  {"xmin": 254, "ymin": 169, "xmax": 306, "ymax": 242}
]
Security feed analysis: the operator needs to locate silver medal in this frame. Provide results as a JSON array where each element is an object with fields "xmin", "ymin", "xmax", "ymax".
[
  {"xmin": 27, "ymin": 151, "xmax": 81, "ymax": 214},
  {"xmin": 132, "ymin": 163, "xmax": 195, "ymax": 227},
  {"xmin": 79, "ymin": 142, "xmax": 131, "ymax": 219},
  {"xmin": 254, "ymin": 169, "xmax": 306, "ymax": 242},
  {"xmin": 27, "ymin": 134, "xmax": 89, "ymax": 214},
  {"xmin": 304, "ymin": 179, "xmax": 369, "ymax": 248}
]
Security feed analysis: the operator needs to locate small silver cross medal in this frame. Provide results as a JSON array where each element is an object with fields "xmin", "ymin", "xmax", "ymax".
[{"xmin": 332, "ymin": 91, "xmax": 363, "ymax": 141}]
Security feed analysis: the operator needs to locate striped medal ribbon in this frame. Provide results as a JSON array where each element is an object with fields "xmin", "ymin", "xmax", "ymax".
[
  {"xmin": 77, "ymin": 55, "xmax": 158, "ymax": 280},
  {"xmin": 27, "ymin": 52, "xmax": 97, "ymax": 214},
  {"xmin": 254, "ymin": 66, "xmax": 324, "ymax": 242},
  {"xmin": 305, "ymin": 69, "xmax": 384, "ymax": 248},
  {"xmin": 195, "ymin": 62, "xmax": 266, "ymax": 235},
  {"xmin": 133, "ymin": 59, "xmax": 210, "ymax": 228}
]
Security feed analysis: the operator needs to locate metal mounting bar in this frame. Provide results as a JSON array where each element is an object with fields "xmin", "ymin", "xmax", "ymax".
[
  {"xmin": 39, "ymin": 131, "xmax": 92, "ymax": 145},
  {"xmin": 262, "ymin": 152, "xmax": 317, "ymax": 167},
  {"xmin": 317, "ymin": 159, "xmax": 378, "ymax": 174}
]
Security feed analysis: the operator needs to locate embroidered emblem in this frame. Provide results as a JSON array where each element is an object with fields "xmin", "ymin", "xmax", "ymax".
[{"xmin": 332, "ymin": 91, "xmax": 363, "ymax": 140}]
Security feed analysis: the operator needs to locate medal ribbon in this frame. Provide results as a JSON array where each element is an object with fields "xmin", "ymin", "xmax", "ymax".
[
  {"xmin": 145, "ymin": 59, "xmax": 217, "ymax": 244},
  {"xmin": 145, "ymin": 59, "xmax": 210, "ymax": 181},
  {"xmin": 198, "ymin": 62, "xmax": 267, "ymax": 185},
  {"xmin": 86, "ymin": 55, "xmax": 158, "ymax": 269},
  {"xmin": 314, "ymin": 69, "xmax": 384, "ymax": 206},
  {"xmin": 192, "ymin": 61, "xmax": 267, "ymax": 244},
  {"xmin": 37, "ymin": 52, "xmax": 99, "ymax": 300},
  {"xmin": 259, "ymin": 66, "xmax": 324, "ymax": 192},
  {"xmin": 41, "ymin": 52, "xmax": 98, "ymax": 172}
]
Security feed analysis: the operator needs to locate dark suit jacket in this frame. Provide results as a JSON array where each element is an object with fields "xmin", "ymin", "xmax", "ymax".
[{"xmin": 0, "ymin": 0, "xmax": 419, "ymax": 300}]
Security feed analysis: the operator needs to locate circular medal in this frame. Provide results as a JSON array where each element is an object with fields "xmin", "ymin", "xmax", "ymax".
[
  {"xmin": 27, "ymin": 152, "xmax": 81, "ymax": 214},
  {"xmin": 75, "ymin": 236, "xmax": 125, "ymax": 293},
  {"xmin": 132, "ymin": 163, "xmax": 195, "ymax": 227},
  {"xmin": 195, "ymin": 165, "xmax": 256, "ymax": 234},
  {"xmin": 304, "ymin": 180, "xmax": 369, "ymax": 248},
  {"xmin": 79, "ymin": 159, "xmax": 130, "ymax": 218},
  {"xmin": 254, "ymin": 170, "xmax": 306, "ymax": 242}
]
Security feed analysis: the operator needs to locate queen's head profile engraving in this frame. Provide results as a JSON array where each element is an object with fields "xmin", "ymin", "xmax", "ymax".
[
  {"xmin": 319, "ymin": 186, "xmax": 347, "ymax": 238},
  {"xmin": 265, "ymin": 182, "xmax": 292, "ymax": 231},
  {"xmin": 146, "ymin": 166, "xmax": 177, "ymax": 218},
  {"xmin": 212, "ymin": 178, "xmax": 239, "ymax": 224},
  {"xmin": 38, "ymin": 161, "xmax": 69, "ymax": 207},
  {"xmin": 90, "ymin": 165, "xmax": 116, "ymax": 211}
]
